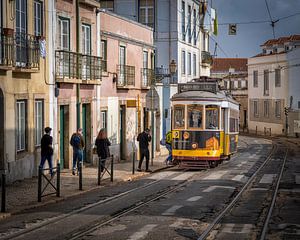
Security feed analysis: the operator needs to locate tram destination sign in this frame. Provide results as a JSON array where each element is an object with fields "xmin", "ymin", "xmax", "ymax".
[{"xmin": 178, "ymin": 82, "xmax": 218, "ymax": 93}]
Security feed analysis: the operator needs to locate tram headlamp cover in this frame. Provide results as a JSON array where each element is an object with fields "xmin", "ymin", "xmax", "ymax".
[
  {"xmin": 183, "ymin": 132, "xmax": 190, "ymax": 139},
  {"xmin": 191, "ymin": 143, "xmax": 198, "ymax": 149}
]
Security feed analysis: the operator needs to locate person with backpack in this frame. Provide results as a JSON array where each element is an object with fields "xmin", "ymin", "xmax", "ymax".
[
  {"xmin": 95, "ymin": 128, "xmax": 111, "ymax": 172},
  {"xmin": 165, "ymin": 130, "xmax": 173, "ymax": 165},
  {"xmin": 137, "ymin": 128, "xmax": 152, "ymax": 172},
  {"xmin": 39, "ymin": 127, "xmax": 54, "ymax": 176},
  {"xmin": 70, "ymin": 128, "xmax": 85, "ymax": 175}
]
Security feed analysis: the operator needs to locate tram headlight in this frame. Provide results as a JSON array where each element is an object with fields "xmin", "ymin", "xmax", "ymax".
[
  {"xmin": 191, "ymin": 143, "xmax": 198, "ymax": 149},
  {"xmin": 183, "ymin": 132, "xmax": 190, "ymax": 139}
]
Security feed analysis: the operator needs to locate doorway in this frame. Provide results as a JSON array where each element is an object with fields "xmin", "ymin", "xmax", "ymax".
[
  {"xmin": 243, "ymin": 110, "xmax": 247, "ymax": 128},
  {"xmin": 119, "ymin": 105, "xmax": 126, "ymax": 160},
  {"xmin": 0, "ymin": 89, "xmax": 4, "ymax": 170},
  {"xmin": 59, "ymin": 105, "xmax": 69, "ymax": 169},
  {"xmin": 82, "ymin": 103, "xmax": 91, "ymax": 163}
]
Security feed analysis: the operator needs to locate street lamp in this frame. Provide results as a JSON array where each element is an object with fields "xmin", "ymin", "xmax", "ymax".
[{"xmin": 169, "ymin": 59, "xmax": 177, "ymax": 76}]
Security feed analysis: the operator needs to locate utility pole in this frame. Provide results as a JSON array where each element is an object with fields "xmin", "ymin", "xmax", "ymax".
[{"xmin": 76, "ymin": 0, "xmax": 81, "ymax": 129}]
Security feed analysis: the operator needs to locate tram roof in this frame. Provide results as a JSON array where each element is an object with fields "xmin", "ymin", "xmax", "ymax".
[{"xmin": 171, "ymin": 90, "xmax": 239, "ymax": 105}]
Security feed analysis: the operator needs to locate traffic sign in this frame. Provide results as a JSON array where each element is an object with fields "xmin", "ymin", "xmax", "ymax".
[
  {"xmin": 229, "ymin": 24, "xmax": 237, "ymax": 35},
  {"xmin": 145, "ymin": 86, "xmax": 160, "ymax": 111}
]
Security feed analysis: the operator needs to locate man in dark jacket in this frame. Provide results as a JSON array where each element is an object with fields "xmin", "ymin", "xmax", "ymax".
[
  {"xmin": 137, "ymin": 128, "xmax": 152, "ymax": 172},
  {"xmin": 39, "ymin": 127, "xmax": 54, "ymax": 176},
  {"xmin": 70, "ymin": 128, "xmax": 85, "ymax": 175}
]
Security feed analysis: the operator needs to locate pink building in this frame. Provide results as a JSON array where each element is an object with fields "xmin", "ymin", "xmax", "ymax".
[{"xmin": 100, "ymin": 10, "xmax": 155, "ymax": 161}]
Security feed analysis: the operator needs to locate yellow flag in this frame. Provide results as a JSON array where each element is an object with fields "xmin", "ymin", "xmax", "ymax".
[{"xmin": 213, "ymin": 14, "xmax": 218, "ymax": 35}]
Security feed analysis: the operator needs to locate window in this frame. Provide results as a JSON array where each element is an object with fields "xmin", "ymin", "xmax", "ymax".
[
  {"xmin": 238, "ymin": 80, "xmax": 241, "ymax": 88},
  {"xmin": 142, "ymin": 51, "xmax": 148, "ymax": 85},
  {"xmin": 253, "ymin": 70, "xmax": 258, "ymax": 87},
  {"xmin": 193, "ymin": 9, "xmax": 197, "ymax": 45},
  {"xmin": 230, "ymin": 80, "xmax": 234, "ymax": 90},
  {"xmin": 181, "ymin": 1, "xmax": 185, "ymax": 41},
  {"xmin": 101, "ymin": 110, "xmax": 107, "ymax": 130},
  {"xmin": 264, "ymin": 100, "xmax": 269, "ymax": 117},
  {"xmin": 188, "ymin": 5, "xmax": 192, "ymax": 43},
  {"xmin": 264, "ymin": 70, "xmax": 269, "ymax": 95},
  {"xmin": 119, "ymin": 46, "xmax": 126, "ymax": 84},
  {"xmin": 254, "ymin": 100, "xmax": 259, "ymax": 117},
  {"xmin": 202, "ymin": 32, "xmax": 206, "ymax": 51},
  {"xmin": 193, "ymin": 54, "xmax": 196, "ymax": 76},
  {"xmin": 298, "ymin": 101, "xmax": 300, "ymax": 109},
  {"xmin": 16, "ymin": 0, "xmax": 27, "ymax": 34},
  {"xmin": 34, "ymin": 0, "xmax": 43, "ymax": 36},
  {"xmin": 16, "ymin": 100, "xmax": 26, "ymax": 151},
  {"xmin": 181, "ymin": 50, "xmax": 186, "ymax": 74},
  {"xmin": 229, "ymin": 109, "xmax": 239, "ymax": 132},
  {"xmin": 16, "ymin": 0, "xmax": 27, "ymax": 66},
  {"xmin": 139, "ymin": 0, "xmax": 154, "ymax": 28},
  {"xmin": 205, "ymin": 105, "xmax": 219, "ymax": 130},
  {"xmin": 82, "ymin": 24, "xmax": 91, "ymax": 55},
  {"xmin": 187, "ymin": 52, "xmax": 191, "ymax": 75},
  {"xmin": 58, "ymin": 17, "xmax": 70, "ymax": 50},
  {"xmin": 275, "ymin": 68, "xmax": 281, "ymax": 87},
  {"xmin": 275, "ymin": 100, "xmax": 281, "ymax": 118},
  {"xmin": 101, "ymin": 40, "xmax": 107, "ymax": 71},
  {"xmin": 100, "ymin": 0, "xmax": 114, "ymax": 11},
  {"xmin": 187, "ymin": 105, "xmax": 203, "ymax": 129},
  {"xmin": 35, "ymin": 100, "xmax": 44, "ymax": 146},
  {"xmin": 173, "ymin": 105, "xmax": 185, "ymax": 129}
]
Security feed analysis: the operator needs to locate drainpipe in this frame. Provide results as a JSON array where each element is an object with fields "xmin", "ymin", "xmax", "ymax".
[{"xmin": 76, "ymin": 0, "xmax": 81, "ymax": 130}]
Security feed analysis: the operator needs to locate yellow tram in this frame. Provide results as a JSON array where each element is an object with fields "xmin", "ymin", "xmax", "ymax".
[{"xmin": 171, "ymin": 79, "xmax": 239, "ymax": 168}]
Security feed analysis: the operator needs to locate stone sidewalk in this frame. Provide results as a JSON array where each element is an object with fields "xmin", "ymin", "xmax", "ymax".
[{"xmin": 0, "ymin": 153, "xmax": 170, "ymax": 219}]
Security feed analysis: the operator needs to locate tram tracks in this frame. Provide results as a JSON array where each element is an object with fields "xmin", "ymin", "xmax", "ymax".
[{"xmin": 197, "ymin": 142, "xmax": 289, "ymax": 240}]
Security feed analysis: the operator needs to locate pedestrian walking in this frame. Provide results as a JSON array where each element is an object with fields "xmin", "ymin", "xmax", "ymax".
[
  {"xmin": 95, "ymin": 129, "xmax": 111, "ymax": 172},
  {"xmin": 70, "ymin": 128, "xmax": 85, "ymax": 175},
  {"xmin": 39, "ymin": 127, "xmax": 54, "ymax": 176},
  {"xmin": 165, "ymin": 130, "xmax": 173, "ymax": 165},
  {"xmin": 137, "ymin": 128, "xmax": 152, "ymax": 172}
]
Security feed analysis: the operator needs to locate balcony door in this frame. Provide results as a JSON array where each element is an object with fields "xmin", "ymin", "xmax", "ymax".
[
  {"xmin": 58, "ymin": 17, "xmax": 70, "ymax": 77},
  {"xmin": 0, "ymin": 89, "xmax": 4, "ymax": 171},
  {"xmin": 119, "ymin": 46, "xmax": 126, "ymax": 85},
  {"xmin": 0, "ymin": 0, "xmax": 2, "ymax": 64},
  {"xmin": 15, "ymin": 0, "xmax": 27, "ymax": 67},
  {"xmin": 142, "ymin": 51, "xmax": 148, "ymax": 86},
  {"xmin": 82, "ymin": 24, "xmax": 91, "ymax": 80}
]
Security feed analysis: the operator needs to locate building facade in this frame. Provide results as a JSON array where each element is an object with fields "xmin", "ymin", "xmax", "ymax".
[
  {"xmin": 248, "ymin": 35, "xmax": 300, "ymax": 136},
  {"xmin": 99, "ymin": 10, "xmax": 154, "ymax": 161},
  {"xmin": 0, "ymin": 0, "xmax": 50, "ymax": 181},
  {"xmin": 211, "ymin": 58, "xmax": 248, "ymax": 130}
]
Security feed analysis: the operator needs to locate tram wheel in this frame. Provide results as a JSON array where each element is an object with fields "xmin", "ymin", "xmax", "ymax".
[{"xmin": 209, "ymin": 161, "xmax": 217, "ymax": 168}]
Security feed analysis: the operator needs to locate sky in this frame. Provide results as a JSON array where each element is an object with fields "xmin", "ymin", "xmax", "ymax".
[{"xmin": 209, "ymin": 0, "xmax": 300, "ymax": 58}]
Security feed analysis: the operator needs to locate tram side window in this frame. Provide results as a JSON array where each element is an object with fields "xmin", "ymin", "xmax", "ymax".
[
  {"xmin": 205, "ymin": 105, "xmax": 219, "ymax": 129},
  {"xmin": 188, "ymin": 105, "xmax": 203, "ymax": 129},
  {"xmin": 229, "ymin": 110, "xmax": 239, "ymax": 132},
  {"xmin": 174, "ymin": 105, "xmax": 185, "ymax": 129}
]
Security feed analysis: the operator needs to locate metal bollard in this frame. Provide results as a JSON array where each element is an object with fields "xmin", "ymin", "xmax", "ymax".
[
  {"xmin": 56, "ymin": 163, "xmax": 60, "ymax": 197},
  {"xmin": 79, "ymin": 161, "xmax": 82, "ymax": 190},
  {"xmin": 97, "ymin": 157, "xmax": 101, "ymax": 186},
  {"xmin": 111, "ymin": 155, "xmax": 114, "ymax": 182},
  {"xmin": 132, "ymin": 149, "xmax": 135, "ymax": 175},
  {"xmin": 38, "ymin": 167, "xmax": 42, "ymax": 202},
  {"xmin": 1, "ymin": 174, "xmax": 6, "ymax": 213}
]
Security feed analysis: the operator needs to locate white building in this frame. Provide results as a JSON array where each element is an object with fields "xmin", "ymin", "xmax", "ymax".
[{"xmin": 248, "ymin": 35, "xmax": 300, "ymax": 136}]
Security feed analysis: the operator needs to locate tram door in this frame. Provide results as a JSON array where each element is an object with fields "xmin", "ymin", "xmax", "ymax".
[{"xmin": 223, "ymin": 108, "xmax": 229, "ymax": 156}]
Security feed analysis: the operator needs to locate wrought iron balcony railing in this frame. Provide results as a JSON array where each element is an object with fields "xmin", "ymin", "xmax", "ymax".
[
  {"xmin": 141, "ymin": 68, "xmax": 154, "ymax": 88},
  {"xmin": 117, "ymin": 64, "xmax": 135, "ymax": 87},
  {"xmin": 201, "ymin": 51, "xmax": 213, "ymax": 65},
  {"xmin": 55, "ymin": 50, "xmax": 102, "ymax": 81},
  {"xmin": 101, "ymin": 59, "xmax": 107, "ymax": 72},
  {"xmin": 0, "ymin": 29, "xmax": 40, "ymax": 69}
]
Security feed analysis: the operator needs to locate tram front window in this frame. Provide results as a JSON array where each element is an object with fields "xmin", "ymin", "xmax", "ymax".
[
  {"xmin": 205, "ymin": 105, "xmax": 219, "ymax": 130},
  {"xmin": 173, "ymin": 105, "xmax": 185, "ymax": 129},
  {"xmin": 188, "ymin": 105, "xmax": 203, "ymax": 129}
]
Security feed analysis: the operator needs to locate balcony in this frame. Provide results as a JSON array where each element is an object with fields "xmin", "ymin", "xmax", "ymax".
[
  {"xmin": 79, "ymin": 0, "xmax": 100, "ymax": 8},
  {"xmin": 201, "ymin": 51, "xmax": 213, "ymax": 65},
  {"xmin": 116, "ymin": 65, "xmax": 135, "ymax": 88},
  {"xmin": 0, "ymin": 29, "xmax": 40, "ymax": 71},
  {"xmin": 55, "ymin": 50, "xmax": 102, "ymax": 83},
  {"xmin": 141, "ymin": 68, "xmax": 154, "ymax": 88}
]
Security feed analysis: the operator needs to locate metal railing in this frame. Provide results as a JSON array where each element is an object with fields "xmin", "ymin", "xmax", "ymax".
[
  {"xmin": 55, "ymin": 50, "xmax": 102, "ymax": 80},
  {"xmin": 101, "ymin": 59, "xmax": 107, "ymax": 72},
  {"xmin": 0, "ymin": 29, "xmax": 40, "ymax": 68},
  {"xmin": 141, "ymin": 68, "xmax": 154, "ymax": 88},
  {"xmin": 117, "ymin": 64, "xmax": 135, "ymax": 87},
  {"xmin": 201, "ymin": 51, "xmax": 213, "ymax": 65},
  {"xmin": 154, "ymin": 67, "xmax": 177, "ymax": 84}
]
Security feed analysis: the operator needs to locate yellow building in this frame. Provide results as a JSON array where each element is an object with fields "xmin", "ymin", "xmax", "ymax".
[{"xmin": 0, "ymin": 0, "xmax": 50, "ymax": 182}]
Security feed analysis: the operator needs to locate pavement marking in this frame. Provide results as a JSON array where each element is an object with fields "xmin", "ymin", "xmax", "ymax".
[
  {"xmin": 295, "ymin": 175, "xmax": 300, "ymax": 184},
  {"xmin": 186, "ymin": 196, "xmax": 202, "ymax": 202},
  {"xmin": 171, "ymin": 172, "xmax": 194, "ymax": 181},
  {"xmin": 231, "ymin": 174, "xmax": 246, "ymax": 182},
  {"xmin": 202, "ymin": 185, "xmax": 235, "ymax": 192},
  {"xmin": 251, "ymin": 188, "xmax": 268, "ymax": 191},
  {"xmin": 248, "ymin": 154, "xmax": 257, "ymax": 159},
  {"xmin": 259, "ymin": 174, "xmax": 277, "ymax": 184},
  {"xmin": 203, "ymin": 171, "xmax": 228, "ymax": 180},
  {"xmin": 147, "ymin": 171, "xmax": 175, "ymax": 180},
  {"xmin": 162, "ymin": 205, "xmax": 183, "ymax": 216},
  {"xmin": 222, "ymin": 224, "xmax": 253, "ymax": 233},
  {"xmin": 127, "ymin": 224, "xmax": 157, "ymax": 240}
]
